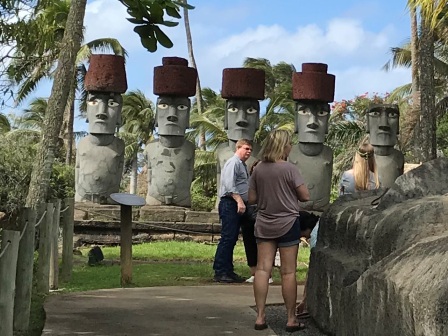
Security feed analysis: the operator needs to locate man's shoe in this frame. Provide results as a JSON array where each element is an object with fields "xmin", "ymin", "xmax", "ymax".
[
  {"xmin": 245, "ymin": 275, "xmax": 255, "ymax": 283},
  {"xmin": 229, "ymin": 272, "xmax": 245, "ymax": 283},
  {"xmin": 213, "ymin": 274, "xmax": 237, "ymax": 283}
]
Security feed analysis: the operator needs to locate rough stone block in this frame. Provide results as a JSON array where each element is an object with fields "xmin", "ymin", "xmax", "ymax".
[
  {"xmin": 307, "ymin": 158, "xmax": 448, "ymax": 336},
  {"xmin": 185, "ymin": 211, "xmax": 220, "ymax": 223},
  {"xmin": 74, "ymin": 203, "xmax": 139, "ymax": 221},
  {"xmin": 139, "ymin": 206, "xmax": 186, "ymax": 222}
]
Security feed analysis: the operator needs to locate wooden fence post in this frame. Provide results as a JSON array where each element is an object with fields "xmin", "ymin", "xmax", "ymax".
[
  {"xmin": 0, "ymin": 230, "xmax": 21, "ymax": 336},
  {"xmin": 49, "ymin": 200, "xmax": 61, "ymax": 290},
  {"xmin": 14, "ymin": 208, "xmax": 37, "ymax": 331},
  {"xmin": 37, "ymin": 202, "xmax": 54, "ymax": 294},
  {"xmin": 61, "ymin": 198, "xmax": 74, "ymax": 282}
]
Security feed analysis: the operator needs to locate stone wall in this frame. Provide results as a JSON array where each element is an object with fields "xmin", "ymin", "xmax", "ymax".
[
  {"xmin": 307, "ymin": 158, "xmax": 448, "ymax": 336},
  {"xmin": 74, "ymin": 203, "xmax": 221, "ymax": 245}
]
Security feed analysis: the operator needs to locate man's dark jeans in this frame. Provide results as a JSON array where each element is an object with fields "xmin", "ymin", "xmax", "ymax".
[{"xmin": 213, "ymin": 197, "xmax": 243, "ymax": 276}]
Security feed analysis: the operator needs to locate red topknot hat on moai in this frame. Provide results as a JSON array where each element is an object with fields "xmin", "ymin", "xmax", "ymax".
[
  {"xmin": 84, "ymin": 54, "xmax": 127, "ymax": 93},
  {"xmin": 221, "ymin": 68, "xmax": 265, "ymax": 100},
  {"xmin": 153, "ymin": 57, "xmax": 197, "ymax": 97},
  {"xmin": 292, "ymin": 63, "xmax": 335, "ymax": 102}
]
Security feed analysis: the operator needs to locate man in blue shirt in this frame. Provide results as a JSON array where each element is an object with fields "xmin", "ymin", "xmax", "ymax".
[{"xmin": 213, "ymin": 139, "xmax": 252, "ymax": 283}]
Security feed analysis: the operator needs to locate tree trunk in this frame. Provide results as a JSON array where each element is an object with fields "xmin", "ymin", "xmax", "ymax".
[
  {"xmin": 418, "ymin": 12, "xmax": 437, "ymax": 162},
  {"xmin": 25, "ymin": 0, "xmax": 87, "ymax": 207},
  {"xmin": 66, "ymin": 94, "xmax": 75, "ymax": 165},
  {"xmin": 129, "ymin": 151, "xmax": 138, "ymax": 194},
  {"xmin": 410, "ymin": 7, "xmax": 422, "ymax": 160},
  {"xmin": 182, "ymin": 0, "xmax": 206, "ymax": 150},
  {"xmin": 61, "ymin": 75, "xmax": 76, "ymax": 165}
]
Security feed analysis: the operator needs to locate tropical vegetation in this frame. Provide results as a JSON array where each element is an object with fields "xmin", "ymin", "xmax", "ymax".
[{"xmin": 0, "ymin": 0, "xmax": 447, "ymax": 213}]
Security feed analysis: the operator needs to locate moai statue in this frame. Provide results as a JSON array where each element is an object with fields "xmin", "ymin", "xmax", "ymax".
[
  {"xmin": 288, "ymin": 63, "xmax": 335, "ymax": 211},
  {"xmin": 366, "ymin": 104, "xmax": 404, "ymax": 188},
  {"xmin": 144, "ymin": 57, "xmax": 197, "ymax": 207},
  {"xmin": 75, "ymin": 54, "xmax": 127, "ymax": 204},
  {"xmin": 215, "ymin": 68, "xmax": 265, "ymax": 204}
]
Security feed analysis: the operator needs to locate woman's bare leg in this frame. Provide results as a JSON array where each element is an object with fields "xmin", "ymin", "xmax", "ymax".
[
  {"xmin": 279, "ymin": 244, "xmax": 299, "ymax": 327},
  {"xmin": 253, "ymin": 241, "xmax": 276, "ymax": 325}
]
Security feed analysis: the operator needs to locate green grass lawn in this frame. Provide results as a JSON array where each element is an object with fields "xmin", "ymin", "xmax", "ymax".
[{"xmin": 61, "ymin": 241, "xmax": 311, "ymax": 292}]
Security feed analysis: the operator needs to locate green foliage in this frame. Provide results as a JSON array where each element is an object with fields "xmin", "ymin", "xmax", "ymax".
[
  {"xmin": 191, "ymin": 182, "xmax": 216, "ymax": 212},
  {"xmin": 48, "ymin": 162, "xmax": 75, "ymax": 200},
  {"xmin": 0, "ymin": 130, "xmax": 74, "ymax": 217},
  {"xmin": 118, "ymin": 0, "xmax": 194, "ymax": 52},
  {"xmin": 0, "ymin": 134, "xmax": 36, "ymax": 217},
  {"xmin": 331, "ymin": 92, "xmax": 388, "ymax": 122},
  {"xmin": 436, "ymin": 113, "xmax": 448, "ymax": 156}
]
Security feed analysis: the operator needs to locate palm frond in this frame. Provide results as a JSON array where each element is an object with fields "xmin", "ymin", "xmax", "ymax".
[
  {"xmin": 383, "ymin": 45, "xmax": 411, "ymax": 71},
  {"xmin": 386, "ymin": 83, "xmax": 413, "ymax": 102}
]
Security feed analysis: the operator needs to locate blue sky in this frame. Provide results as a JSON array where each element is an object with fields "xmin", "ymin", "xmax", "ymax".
[{"xmin": 10, "ymin": 0, "xmax": 413, "ymax": 132}]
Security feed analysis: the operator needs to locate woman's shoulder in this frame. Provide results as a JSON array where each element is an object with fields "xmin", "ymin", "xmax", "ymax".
[{"xmin": 341, "ymin": 169, "xmax": 354, "ymax": 178}]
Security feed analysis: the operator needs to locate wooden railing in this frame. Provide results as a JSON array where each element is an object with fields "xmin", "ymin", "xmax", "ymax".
[{"xmin": 0, "ymin": 198, "xmax": 74, "ymax": 336}]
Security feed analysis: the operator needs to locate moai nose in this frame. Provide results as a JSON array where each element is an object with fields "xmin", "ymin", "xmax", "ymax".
[{"xmin": 236, "ymin": 119, "xmax": 248, "ymax": 127}]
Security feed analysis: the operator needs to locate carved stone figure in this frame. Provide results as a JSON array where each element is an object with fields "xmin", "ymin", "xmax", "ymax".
[
  {"xmin": 288, "ymin": 63, "xmax": 335, "ymax": 211},
  {"xmin": 75, "ymin": 54, "xmax": 127, "ymax": 204},
  {"xmin": 144, "ymin": 57, "xmax": 197, "ymax": 207},
  {"xmin": 215, "ymin": 68, "xmax": 265, "ymax": 204},
  {"xmin": 366, "ymin": 103, "xmax": 404, "ymax": 188}
]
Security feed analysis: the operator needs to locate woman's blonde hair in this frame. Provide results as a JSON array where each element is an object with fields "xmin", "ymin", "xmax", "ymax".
[
  {"xmin": 353, "ymin": 143, "xmax": 380, "ymax": 190},
  {"xmin": 260, "ymin": 129, "xmax": 291, "ymax": 162}
]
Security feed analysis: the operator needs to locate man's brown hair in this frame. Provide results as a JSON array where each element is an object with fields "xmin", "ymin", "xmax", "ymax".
[{"xmin": 235, "ymin": 139, "xmax": 252, "ymax": 150}]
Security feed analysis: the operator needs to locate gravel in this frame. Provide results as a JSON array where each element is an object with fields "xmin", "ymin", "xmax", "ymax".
[{"xmin": 260, "ymin": 304, "xmax": 329, "ymax": 336}]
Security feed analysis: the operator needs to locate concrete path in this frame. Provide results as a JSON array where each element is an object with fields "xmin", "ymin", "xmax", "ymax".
[{"xmin": 43, "ymin": 284, "xmax": 304, "ymax": 336}]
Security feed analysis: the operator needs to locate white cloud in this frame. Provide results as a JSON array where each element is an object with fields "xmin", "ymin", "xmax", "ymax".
[
  {"xmin": 190, "ymin": 17, "xmax": 410, "ymax": 101},
  {"xmin": 334, "ymin": 67, "xmax": 411, "ymax": 101},
  {"xmin": 84, "ymin": 0, "xmax": 143, "ymax": 50}
]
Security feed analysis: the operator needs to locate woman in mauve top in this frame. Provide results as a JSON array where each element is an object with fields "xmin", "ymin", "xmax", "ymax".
[{"xmin": 248, "ymin": 129, "xmax": 310, "ymax": 332}]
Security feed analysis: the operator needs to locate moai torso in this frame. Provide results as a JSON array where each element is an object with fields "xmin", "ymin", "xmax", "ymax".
[
  {"xmin": 374, "ymin": 147, "xmax": 405, "ymax": 188},
  {"xmin": 289, "ymin": 144, "xmax": 333, "ymax": 211},
  {"xmin": 145, "ymin": 139, "xmax": 195, "ymax": 207},
  {"xmin": 75, "ymin": 135, "xmax": 125, "ymax": 203}
]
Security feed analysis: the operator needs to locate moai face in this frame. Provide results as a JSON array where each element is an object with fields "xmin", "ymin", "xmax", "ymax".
[
  {"xmin": 86, "ymin": 92, "xmax": 122, "ymax": 134},
  {"xmin": 225, "ymin": 99, "xmax": 260, "ymax": 141},
  {"xmin": 295, "ymin": 101, "xmax": 330, "ymax": 143},
  {"xmin": 367, "ymin": 104, "xmax": 399, "ymax": 146},
  {"xmin": 156, "ymin": 96, "xmax": 191, "ymax": 136}
]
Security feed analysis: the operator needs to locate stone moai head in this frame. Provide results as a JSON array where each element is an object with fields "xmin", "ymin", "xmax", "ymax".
[
  {"xmin": 84, "ymin": 54, "xmax": 127, "ymax": 134},
  {"xmin": 292, "ymin": 63, "xmax": 335, "ymax": 144},
  {"xmin": 366, "ymin": 104, "xmax": 400, "ymax": 147},
  {"xmin": 153, "ymin": 57, "xmax": 197, "ymax": 136},
  {"xmin": 221, "ymin": 68, "xmax": 265, "ymax": 141}
]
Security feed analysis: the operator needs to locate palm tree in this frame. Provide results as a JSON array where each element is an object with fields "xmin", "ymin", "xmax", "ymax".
[
  {"xmin": 20, "ymin": 97, "xmax": 47, "ymax": 130},
  {"xmin": 25, "ymin": 0, "xmax": 87, "ymax": 207},
  {"xmin": 242, "ymin": 57, "xmax": 297, "ymax": 141},
  {"xmin": 188, "ymin": 88, "xmax": 227, "ymax": 149},
  {"xmin": 181, "ymin": 0, "xmax": 205, "ymax": 150},
  {"xmin": 121, "ymin": 90, "xmax": 155, "ymax": 194},
  {"xmin": 384, "ymin": 4, "xmax": 448, "ymax": 159},
  {"xmin": 405, "ymin": 0, "xmax": 441, "ymax": 161}
]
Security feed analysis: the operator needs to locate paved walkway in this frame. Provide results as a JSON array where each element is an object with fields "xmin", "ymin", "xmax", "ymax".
[{"xmin": 43, "ymin": 284, "xmax": 304, "ymax": 336}]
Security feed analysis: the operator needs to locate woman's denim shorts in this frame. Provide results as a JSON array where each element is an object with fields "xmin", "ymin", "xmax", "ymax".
[{"xmin": 256, "ymin": 216, "xmax": 300, "ymax": 247}]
